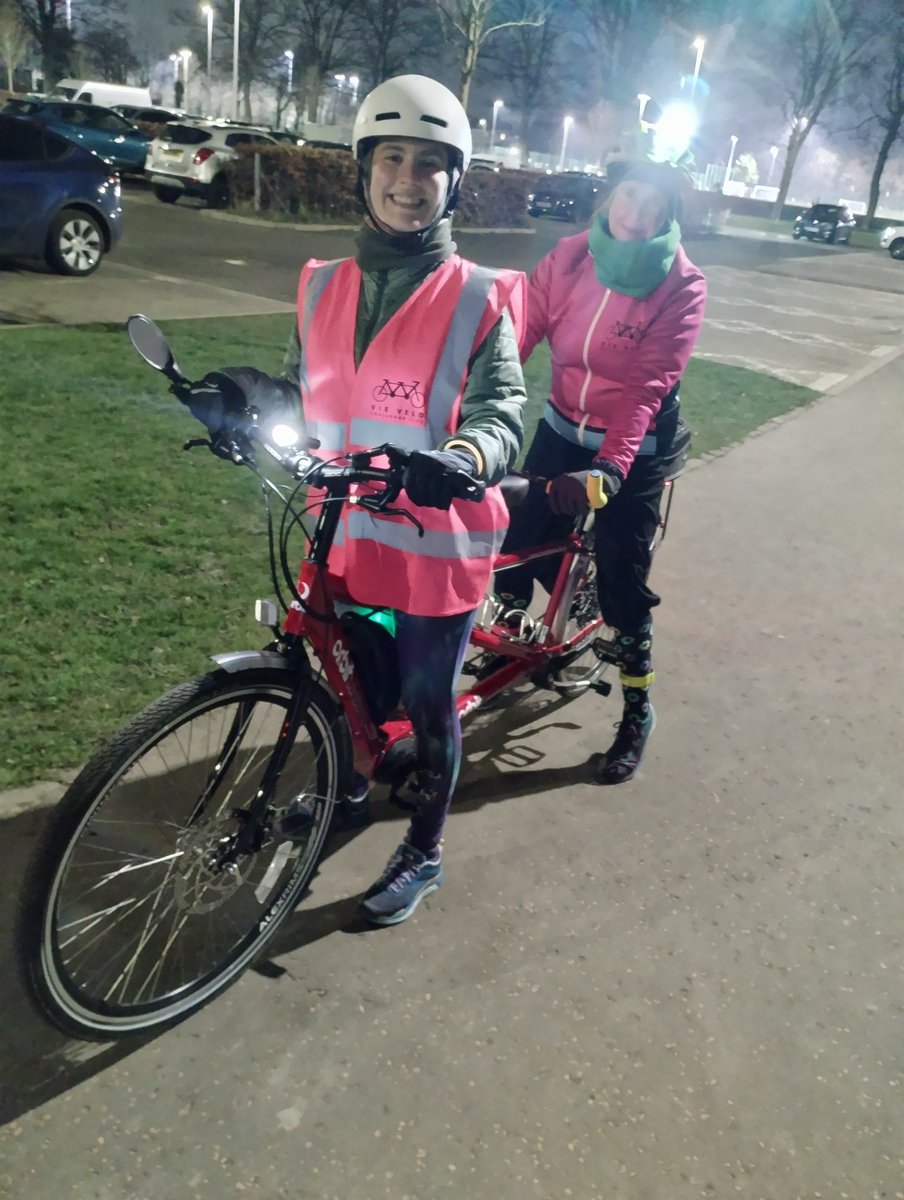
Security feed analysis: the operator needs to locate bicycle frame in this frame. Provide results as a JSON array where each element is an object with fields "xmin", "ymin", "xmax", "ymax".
[{"xmin": 281, "ymin": 499, "xmax": 604, "ymax": 786}]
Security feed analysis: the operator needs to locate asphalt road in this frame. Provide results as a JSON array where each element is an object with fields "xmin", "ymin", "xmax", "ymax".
[
  {"xmin": 3, "ymin": 180, "xmax": 904, "ymax": 392},
  {"xmin": 1, "ymin": 184, "xmax": 902, "ymax": 1199}
]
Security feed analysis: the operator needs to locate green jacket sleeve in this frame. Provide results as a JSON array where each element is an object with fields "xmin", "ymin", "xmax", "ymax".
[{"xmin": 441, "ymin": 308, "xmax": 526, "ymax": 485}]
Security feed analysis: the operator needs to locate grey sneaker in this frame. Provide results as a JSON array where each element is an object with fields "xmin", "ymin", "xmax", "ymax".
[{"xmin": 360, "ymin": 842, "xmax": 443, "ymax": 926}]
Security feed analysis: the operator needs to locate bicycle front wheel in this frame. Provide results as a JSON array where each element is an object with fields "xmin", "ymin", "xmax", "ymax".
[{"xmin": 19, "ymin": 668, "xmax": 351, "ymax": 1039}]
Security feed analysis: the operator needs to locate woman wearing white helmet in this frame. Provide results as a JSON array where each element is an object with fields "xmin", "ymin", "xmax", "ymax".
[{"xmin": 186, "ymin": 75, "xmax": 527, "ymax": 926}]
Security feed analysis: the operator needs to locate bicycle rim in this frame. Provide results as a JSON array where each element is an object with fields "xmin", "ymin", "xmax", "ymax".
[
  {"xmin": 547, "ymin": 552, "xmax": 613, "ymax": 696},
  {"xmin": 27, "ymin": 670, "xmax": 348, "ymax": 1037}
]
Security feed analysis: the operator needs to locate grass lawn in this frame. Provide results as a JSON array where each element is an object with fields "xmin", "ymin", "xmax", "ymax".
[{"xmin": 1, "ymin": 317, "xmax": 817, "ymax": 789}]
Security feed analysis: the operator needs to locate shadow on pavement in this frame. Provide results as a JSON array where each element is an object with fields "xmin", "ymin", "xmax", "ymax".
[{"xmin": 0, "ymin": 682, "xmax": 592, "ymax": 1124}]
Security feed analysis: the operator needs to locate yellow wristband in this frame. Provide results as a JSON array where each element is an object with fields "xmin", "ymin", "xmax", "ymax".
[{"xmin": 586, "ymin": 469, "xmax": 609, "ymax": 510}]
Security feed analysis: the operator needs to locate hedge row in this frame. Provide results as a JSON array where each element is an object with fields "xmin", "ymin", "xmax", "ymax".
[{"xmin": 224, "ymin": 145, "xmax": 536, "ymax": 227}]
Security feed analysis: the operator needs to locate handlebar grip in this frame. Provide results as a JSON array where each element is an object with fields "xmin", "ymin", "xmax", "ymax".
[{"xmin": 451, "ymin": 471, "xmax": 486, "ymax": 502}]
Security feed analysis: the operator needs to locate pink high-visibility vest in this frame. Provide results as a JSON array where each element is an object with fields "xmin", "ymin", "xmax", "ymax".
[{"xmin": 296, "ymin": 255, "xmax": 525, "ymax": 617}]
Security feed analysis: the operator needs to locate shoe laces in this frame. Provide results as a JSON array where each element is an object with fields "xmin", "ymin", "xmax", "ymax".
[{"xmin": 381, "ymin": 844, "xmax": 437, "ymax": 894}]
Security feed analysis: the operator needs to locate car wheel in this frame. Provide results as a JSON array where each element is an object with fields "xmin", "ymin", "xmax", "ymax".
[
  {"xmin": 207, "ymin": 175, "xmax": 231, "ymax": 210},
  {"xmin": 889, "ymin": 238, "xmax": 904, "ymax": 260},
  {"xmin": 824, "ymin": 228, "xmax": 836, "ymax": 243},
  {"xmin": 792, "ymin": 230, "xmax": 801, "ymax": 239},
  {"xmin": 45, "ymin": 208, "xmax": 105, "ymax": 277},
  {"xmin": 152, "ymin": 185, "xmax": 181, "ymax": 204}
]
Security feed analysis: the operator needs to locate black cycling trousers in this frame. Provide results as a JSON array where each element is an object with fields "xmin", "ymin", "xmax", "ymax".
[{"xmin": 496, "ymin": 420, "xmax": 667, "ymax": 634}]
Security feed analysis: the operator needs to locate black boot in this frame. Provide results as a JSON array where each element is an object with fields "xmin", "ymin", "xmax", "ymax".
[
  {"xmin": 594, "ymin": 621, "xmax": 655, "ymax": 785},
  {"xmin": 594, "ymin": 688, "xmax": 656, "ymax": 784}
]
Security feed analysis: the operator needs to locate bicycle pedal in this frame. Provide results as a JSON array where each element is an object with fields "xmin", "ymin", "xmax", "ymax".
[
  {"xmin": 591, "ymin": 638, "xmax": 619, "ymax": 664},
  {"xmin": 590, "ymin": 679, "xmax": 612, "ymax": 697}
]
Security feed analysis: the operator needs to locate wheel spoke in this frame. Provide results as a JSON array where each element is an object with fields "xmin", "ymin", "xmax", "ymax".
[{"xmin": 31, "ymin": 673, "xmax": 346, "ymax": 1033}]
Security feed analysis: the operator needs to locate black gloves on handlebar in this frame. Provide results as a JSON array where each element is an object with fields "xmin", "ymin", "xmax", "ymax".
[
  {"xmin": 547, "ymin": 459, "xmax": 624, "ymax": 517},
  {"xmin": 402, "ymin": 448, "xmax": 480, "ymax": 511},
  {"xmin": 185, "ymin": 367, "xmax": 299, "ymax": 437}
]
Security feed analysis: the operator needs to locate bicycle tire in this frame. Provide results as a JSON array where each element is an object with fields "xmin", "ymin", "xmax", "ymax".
[
  {"xmin": 18, "ymin": 668, "xmax": 351, "ymax": 1039},
  {"xmin": 546, "ymin": 548, "xmax": 614, "ymax": 698}
]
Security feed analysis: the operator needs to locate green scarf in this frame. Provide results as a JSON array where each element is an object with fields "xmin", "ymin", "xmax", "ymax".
[{"xmin": 587, "ymin": 214, "xmax": 680, "ymax": 298}]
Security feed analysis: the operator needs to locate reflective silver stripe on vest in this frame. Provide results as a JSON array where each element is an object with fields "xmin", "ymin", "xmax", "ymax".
[
  {"xmin": 348, "ymin": 419, "xmax": 433, "ymax": 453},
  {"xmin": 428, "ymin": 264, "xmax": 500, "ymax": 442},
  {"xmin": 299, "ymin": 259, "xmax": 346, "ymax": 451},
  {"xmin": 543, "ymin": 403, "xmax": 657, "ymax": 455},
  {"xmin": 347, "ymin": 510, "xmax": 505, "ymax": 559}
]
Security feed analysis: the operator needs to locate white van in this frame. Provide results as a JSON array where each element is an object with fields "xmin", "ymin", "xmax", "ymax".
[{"xmin": 49, "ymin": 79, "xmax": 152, "ymax": 108}]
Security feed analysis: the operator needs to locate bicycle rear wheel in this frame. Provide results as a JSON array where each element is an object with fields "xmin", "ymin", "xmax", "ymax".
[
  {"xmin": 546, "ymin": 548, "xmax": 615, "ymax": 698},
  {"xmin": 18, "ymin": 668, "xmax": 351, "ymax": 1039}
]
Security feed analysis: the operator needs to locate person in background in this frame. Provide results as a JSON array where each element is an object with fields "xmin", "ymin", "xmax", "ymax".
[
  {"xmin": 497, "ymin": 151, "xmax": 706, "ymax": 784},
  {"xmin": 187, "ymin": 75, "xmax": 527, "ymax": 925}
]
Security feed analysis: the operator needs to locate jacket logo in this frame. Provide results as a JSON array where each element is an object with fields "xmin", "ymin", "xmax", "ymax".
[
  {"xmin": 608, "ymin": 320, "xmax": 647, "ymax": 342},
  {"xmin": 372, "ymin": 379, "xmax": 425, "ymax": 408}
]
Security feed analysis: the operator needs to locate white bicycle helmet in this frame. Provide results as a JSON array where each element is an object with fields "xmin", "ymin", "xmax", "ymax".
[{"xmin": 353, "ymin": 74, "xmax": 472, "ymax": 173}]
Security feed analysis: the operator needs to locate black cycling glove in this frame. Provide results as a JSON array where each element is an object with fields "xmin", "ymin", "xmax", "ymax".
[{"xmin": 402, "ymin": 448, "xmax": 479, "ymax": 510}]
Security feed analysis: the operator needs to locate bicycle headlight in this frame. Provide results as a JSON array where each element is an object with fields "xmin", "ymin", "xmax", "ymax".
[{"xmin": 270, "ymin": 423, "xmax": 301, "ymax": 448}]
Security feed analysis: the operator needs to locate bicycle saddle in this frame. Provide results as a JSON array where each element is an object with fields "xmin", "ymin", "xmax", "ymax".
[{"xmin": 499, "ymin": 474, "xmax": 531, "ymax": 509}]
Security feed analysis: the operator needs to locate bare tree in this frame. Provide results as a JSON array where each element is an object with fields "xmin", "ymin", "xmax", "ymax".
[
  {"xmin": 76, "ymin": 0, "xmax": 139, "ymax": 83},
  {"xmin": 575, "ymin": 0, "xmax": 700, "ymax": 112},
  {"xmin": 13, "ymin": 0, "xmax": 62, "ymax": 86},
  {"xmin": 431, "ymin": 0, "xmax": 547, "ymax": 109},
  {"xmin": 347, "ymin": 0, "xmax": 438, "ymax": 86},
  {"xmin": 861, "ymin": 4, "xmax": 904, "ymax": 224},
  {"xmin": 0, "ymin": 0, "xmax": 31, "ymax": 90},
  {"xmin": 755, "ymin": 0, "xmax": 873, "ymax": 217},
  {"xmin": 478, "ymin": 2, "xmax": 565, "ymax": 160},
  {"xmin": 282, "ymin": 0, "xmax": 356, "ymax": 123}
]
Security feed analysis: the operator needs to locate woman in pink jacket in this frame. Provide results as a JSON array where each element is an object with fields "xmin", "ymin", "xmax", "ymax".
[{"xmin": 498, "ymin": 155, "xmax": 707, "ymax": 783}]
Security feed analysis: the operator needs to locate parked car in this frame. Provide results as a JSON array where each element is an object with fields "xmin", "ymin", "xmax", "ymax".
[
  {"xmin": 0, "ymin": 113, "xmax": 122, "ymax": 276},
  {"xmin": 879, "ymin": 224, "xmax": 904, "ymax": 260},
  {"xmin": 112, "ymin": 104, "xmax": 201, "ymax": 126},
  {"xmin": 528, "ymin": 172, "xmax": 604, "ymax": 222},
  {"xmin": 145, "ymin": 120, "xmax": 279, "ymax": 206},
  {"xmin": 792, "ymin": 203, "xmax": 857, "ymax": 244},
  {"xmin": 1, "ymin": 98, "xmax": 149, "ymax": 173}
]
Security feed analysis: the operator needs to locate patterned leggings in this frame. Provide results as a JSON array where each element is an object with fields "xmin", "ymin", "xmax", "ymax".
[{"xmin": 393, "ymin": 608, "xmax": 476, "ymax": 855}]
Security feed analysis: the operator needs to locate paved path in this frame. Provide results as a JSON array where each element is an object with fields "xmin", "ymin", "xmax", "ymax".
[{"xmin": 2, "ymin": 346, "xmax": 901, "ymax": 1198}]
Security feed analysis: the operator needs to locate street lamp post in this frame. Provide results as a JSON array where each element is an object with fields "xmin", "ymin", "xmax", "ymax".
[
  {"xmin": 232, "ymin": 0, "xmax": 241, "ymax": 120},
  {"xmin": 690, "ymin": 37, "xmax": 705, "ymax": 98},
  {"xmin": 284, "ymin": 49, "xmax": 294, "ymax": 95},
  {"xmin": 349, "ymin": 75, "xmax": 359, "ymax": 106},
  {"xmin": 490, "ymin": 98, "xmax": 503, "ymax": 153},
  {"xmin": 202, "ymin": 5, "xmax": 213, "ymax": 88},
  {"xmin": 180, "ymin": 47, "xmax": 192, "ymax": 98},
  {"xmin": 558, "ymin": 114, "xmax": 573, "ymax": 172},
  {"xmin": 768, "ymin": 144, "xmax": 779, "ymax": 184},
  {"xmin": 636, "ymin": 92, "xmax": 651, "ymax": 123},
  {"xmin": 722, "ymin": 134, "xmax": 738, "ymax": 194}
]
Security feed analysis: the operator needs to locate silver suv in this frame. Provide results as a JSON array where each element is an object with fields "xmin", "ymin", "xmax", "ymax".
[{"xmin": 145, "ymin": 121, "xmax": 278, "ymax": 207}]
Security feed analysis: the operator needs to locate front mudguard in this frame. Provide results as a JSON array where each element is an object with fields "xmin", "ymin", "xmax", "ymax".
[{"xmin": 210, "ymin": 648, "xmax": 341, "ymax": 707}]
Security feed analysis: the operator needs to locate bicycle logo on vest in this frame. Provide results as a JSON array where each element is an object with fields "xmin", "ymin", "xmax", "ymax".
[{"xmin": 371, "ymin": 378, "xmax": 427, "ymax": 426}]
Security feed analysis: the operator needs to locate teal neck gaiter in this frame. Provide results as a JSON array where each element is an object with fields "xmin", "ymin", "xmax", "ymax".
[{"xmin": 587, "ymin": 213, "xmax": 680, "ymax": 298}]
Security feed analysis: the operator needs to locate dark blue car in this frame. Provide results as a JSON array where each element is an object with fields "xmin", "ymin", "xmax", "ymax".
[
  {"xmin": 0, "ymin": 114, "xmax": 123, "ymax": 276},
  {"xmin": 2, "ymin": 97, "xmax": 149, "ymax": 173}
]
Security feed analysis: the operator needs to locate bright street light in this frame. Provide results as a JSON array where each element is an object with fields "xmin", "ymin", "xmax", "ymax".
[
  {"xmin": 232, "ymin": 0, "xmax": 241, "ymax": 120},
  {"xmin": 284, "ymin": 49, "xmax": 294, "ymax": 94},
  {"xmin": 722, "ymin": 133, "xmax": 738, "ymax": 194},
  {"xmin": 490, "ymin": 98, "xmax": 503, "ymax": 150},
  {"xmin": 558, "ymin": 114, "xmax": 574, "ymax": 172},
  {"xmin": 201, "ymin": 5, "xmax": 213, "ymax": 85},
  {"xmin": 349, "ymin": 74, "xmax": 359, "ymax": 104},
  {"xmin": 690, "ymin": 36, "xmax": 705, "ymax": 98},
  {"xmin": 636, "ymin": 92, "xmax": 651, "ymax": 123}
]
